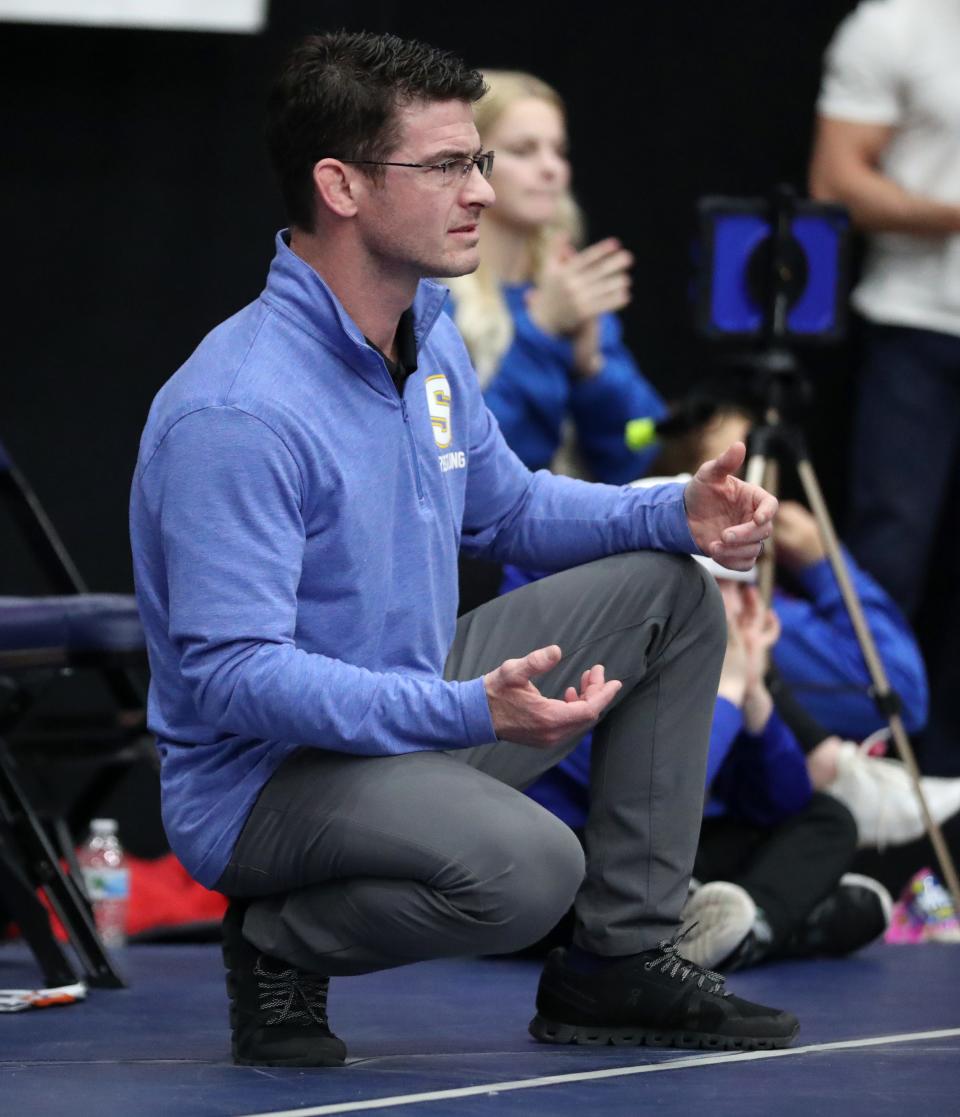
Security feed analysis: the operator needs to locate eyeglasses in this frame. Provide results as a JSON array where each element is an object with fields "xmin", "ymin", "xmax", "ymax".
[{"xmin": 337, "ymin": 150, "xmax": 495, "ymax": 183}]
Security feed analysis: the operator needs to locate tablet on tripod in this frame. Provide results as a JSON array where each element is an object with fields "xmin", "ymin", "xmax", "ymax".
[{"xmin": 695, "ymin": 187, "xmax": 850, "ymax": 344}]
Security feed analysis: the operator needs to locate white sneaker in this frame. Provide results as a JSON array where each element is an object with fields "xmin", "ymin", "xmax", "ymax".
[
  {"xmin": 827, "ymin": 741, "xmax": 960, "ymax": 849},
  {"xmin": 679, "ymin": 880, "xmax": 756, "ymax": 969}
]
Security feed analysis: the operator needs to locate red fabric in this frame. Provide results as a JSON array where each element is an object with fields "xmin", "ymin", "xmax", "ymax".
[
  {"xmin": 32, "ymin": 852, "xmax": 226, "ymax": 941},
  {"xmin": 123, "ymin": 851, "xmax": 227, "ymax": 935}
]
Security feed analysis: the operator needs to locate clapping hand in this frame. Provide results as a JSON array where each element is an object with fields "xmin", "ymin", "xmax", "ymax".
[{"xmin": 525, "ymin": 234, "xmax": 633, "ymax": 377}]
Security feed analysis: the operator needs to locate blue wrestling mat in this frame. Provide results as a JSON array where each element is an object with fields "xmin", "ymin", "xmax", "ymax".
[{"xmin": 2, "ymin": 941, "xmax": 958, "ymax": 1116}]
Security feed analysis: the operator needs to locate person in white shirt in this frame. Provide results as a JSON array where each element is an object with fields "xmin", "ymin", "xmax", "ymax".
[{"xmin": 809, "ymin": 0, "xmax": 960, "ymax": 777}]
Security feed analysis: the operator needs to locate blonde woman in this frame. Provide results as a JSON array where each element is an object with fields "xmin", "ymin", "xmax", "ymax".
[{"xmin": 446, "ymin": 71, "xmax": 665, "ymax": 484}]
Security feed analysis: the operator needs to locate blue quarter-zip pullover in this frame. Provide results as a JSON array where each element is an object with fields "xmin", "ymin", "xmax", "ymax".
[{"xmin": 130, "ymin": 232, "xmax": 698, "ymax": 886}]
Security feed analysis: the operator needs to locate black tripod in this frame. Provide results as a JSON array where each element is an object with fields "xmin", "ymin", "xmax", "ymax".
[
  {"xmin": 743, "ymin": 349, "xmax": 960, "ymax": 910},
  {"xmin": 697, "ymin": 183, "xmax": 959, "ymax": 906}
]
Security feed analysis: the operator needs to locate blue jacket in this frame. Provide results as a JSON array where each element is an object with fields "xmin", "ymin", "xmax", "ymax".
[
  {"xmin": 130, "ymin": 231, "xmax": 699, "ymax": 887},
  {"xmin": 772, "ymin": 549, "xmax": 929, "ymax": 739},
  {"xmin": 526, "ymin": 699, "xmax": 812, "ymax": 832},
  {"xmin": 506, "ymin": 561, "xmax": 813, "ymax": 831},
  {"xmin": 525, "ymin": 701, "xmax": 809, "ymax": 835},
  {"xmin": 704, "ymin": 700, "xmax": 812, "ymax": 827},
  {"xmin": 450, "ymin": 284, "xmax": 666, "ymax": 484}
]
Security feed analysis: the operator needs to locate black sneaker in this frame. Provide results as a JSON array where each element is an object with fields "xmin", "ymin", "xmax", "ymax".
[
  {"xmin": 781, "ymin": 873, "xmax": 893, "ymax": 958},
  {"xmin": 529, "ymin": 933, "xmax": 799, "ymax": 1051},
  {"xmin": 221, "ymin": 901, "xmax": 347, "ymax": 1067}
]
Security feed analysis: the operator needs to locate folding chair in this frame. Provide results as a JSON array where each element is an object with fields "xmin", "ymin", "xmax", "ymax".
[{"xmin": 0, "ymin": 436, "xmax": 149, "ymax": 989}]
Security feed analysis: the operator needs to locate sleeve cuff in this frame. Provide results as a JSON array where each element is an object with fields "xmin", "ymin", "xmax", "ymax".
[
  {"xmin": 659, "ymin": 488, "xmax": 703, "ymax": 554},
  {"xmin": 458, "ymin": 676, "xmax": 498, "ymax": 746},
  {"xmin": 741, "ymin": 707, "xmax": 785, "ymax": 745},
  {"xmin": 815, "ymin": 98, "xmax": 901, "ymax": 126},
  {"xmin": 623, "ymin": 482, "xmax": 701, "ymax": 554},
  {"xmin": 714, "ymin": 697, "xmax": 745, "ymax": 740},
  {"xmin": 512, "ymin": 301, "xmax": 575, "ymax": 361}
]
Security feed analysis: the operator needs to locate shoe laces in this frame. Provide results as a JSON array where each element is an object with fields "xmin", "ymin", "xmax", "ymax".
[
  {"xmin": 642, "ymin": 926, "xmax": 731, "ymax": 996},
  {"xmin": 254, "ymin": 957, "xmax": 331, "ymax": 1027}
]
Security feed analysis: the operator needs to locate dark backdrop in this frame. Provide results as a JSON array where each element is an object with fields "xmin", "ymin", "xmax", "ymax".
[{"xmin": 2, "ymin": 0, "xmax": 858, "ymax": 594}]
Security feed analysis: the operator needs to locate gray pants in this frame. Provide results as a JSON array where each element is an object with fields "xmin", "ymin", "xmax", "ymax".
[{"xmin": 215, "ymin": 552, "xmax": 725, "ymax": 975}]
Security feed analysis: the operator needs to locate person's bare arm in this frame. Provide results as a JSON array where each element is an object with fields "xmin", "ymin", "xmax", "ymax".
[{"xmin": 808, "ymin": 115, "xmax": 960, "ymax": 236}]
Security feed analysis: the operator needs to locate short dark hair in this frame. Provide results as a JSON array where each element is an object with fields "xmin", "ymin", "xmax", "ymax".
[{"xmin": 267, "ymin": 30, "xmax": 487, "ymax": 231}]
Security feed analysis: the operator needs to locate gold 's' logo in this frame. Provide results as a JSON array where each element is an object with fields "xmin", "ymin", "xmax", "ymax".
[{"xmin": 425, "ymin": 374, "xmax": 452, "ymax": 449}]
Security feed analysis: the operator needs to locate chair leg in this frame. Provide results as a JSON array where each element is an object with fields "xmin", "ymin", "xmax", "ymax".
[
  {"xmin": 0, "ymin": 827, "xmax": 78, "ymax": 988},
  {"xmin": 0, "ymin": 740, "xmax": 125, "ymax": 989}
]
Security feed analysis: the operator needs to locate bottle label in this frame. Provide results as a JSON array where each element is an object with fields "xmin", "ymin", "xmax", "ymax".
[{"xmin": 81, "ymin": 867, "xmax": 130, "ymax": 901}]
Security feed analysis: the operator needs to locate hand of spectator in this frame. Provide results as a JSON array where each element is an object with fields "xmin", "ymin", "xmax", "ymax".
[
  {"xmin": 525, "ymin": 234, "xmax": 633, "ymax": 339},
  {"xmin": 738, "ymin": 585, "xmax": 780, "ymax": 733},
  {"xmin": 806, "ymin": 735, "xmax": 843, "ymax": 791},
  {"xmin": 483, "ymin": 644, "xmax": 622, "ymax": 748},
  {"xmin": 774, "ymin": 500, "xmax": 826, "ymax": 572},
  {"xmin": 717, "ymin": 613, "xmax": 749, "ymax": 707},
  {"xmin": 738, "ymin": 586, "xmax": 781, "ymax": 683},
  {"xmin": 684, "ymin": 442, "xmax": 777, "ymax": 571},
  {"xmin": 571, "ymin": 317, "xmax": 603, "ymax": 378}
]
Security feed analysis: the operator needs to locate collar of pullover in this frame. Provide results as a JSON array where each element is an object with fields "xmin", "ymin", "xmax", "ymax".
[{"xmin": 259, "ymin": 230, "xmax": 450, "ymax": 396}]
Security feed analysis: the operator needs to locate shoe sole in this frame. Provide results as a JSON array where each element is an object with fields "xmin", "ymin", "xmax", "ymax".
[
  {"xmin": 529, "ymin": 1013, "xmax": 798, "ymax": 1051},
  {"xmin": 232, "ymin": 1050, "xmax": 346, "ymax": 1067},
  {"xmin": 839, "ymin": 873, "xmax": 894, "ymax": 927}
]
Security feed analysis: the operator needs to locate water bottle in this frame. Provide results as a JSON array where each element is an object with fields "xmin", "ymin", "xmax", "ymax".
[{"xmin": 77, "ymin": 818, "xmax": 130, "ymax": 949}]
